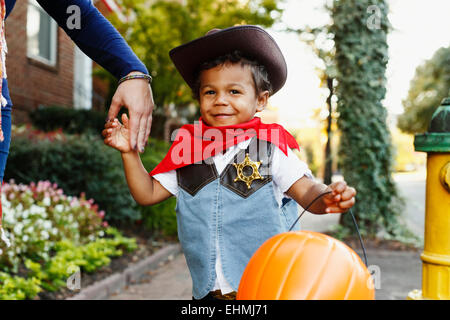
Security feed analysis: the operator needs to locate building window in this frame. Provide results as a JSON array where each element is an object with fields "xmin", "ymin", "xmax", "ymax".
[
  {"xmin": 27, "ymin": 0, "xmax": 57, "ymax": 66},
  {"xmin": 73, "ymin": 47, "xmax": 93, "ymax": 110}
]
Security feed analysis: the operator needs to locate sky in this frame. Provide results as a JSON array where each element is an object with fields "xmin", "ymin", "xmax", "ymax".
[{"xmin": 267, "ymin": 0, "xmax": 450, "ymax": 129}]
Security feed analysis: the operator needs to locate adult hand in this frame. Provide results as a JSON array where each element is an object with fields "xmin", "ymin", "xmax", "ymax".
[{"xmin": 107, "ymin": 71, "xmax": 154, "ymax": 153}]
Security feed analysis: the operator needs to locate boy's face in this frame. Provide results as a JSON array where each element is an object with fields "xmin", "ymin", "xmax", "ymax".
[{"xmin": 198, "ymin": 62, "xmax": 268, "ymax": 127}]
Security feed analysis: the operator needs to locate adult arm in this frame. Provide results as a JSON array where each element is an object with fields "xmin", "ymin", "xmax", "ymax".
[
  {"xmin": 37, "ymin": 0, "xmax": 154, "ymax": 152},
  {"xmin": 36, "ymin": 0, "xmax": 147, "ymax": 78}
]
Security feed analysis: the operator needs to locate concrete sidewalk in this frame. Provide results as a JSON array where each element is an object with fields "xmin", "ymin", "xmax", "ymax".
[
  {"xmin": 103, "ymin": 171, "xmax": 427, "ymax": 300},
  {"xmin": 108, "ymin": 247, "xmax": 422, "ymax": 300},
  {"xmin": 108, "ymin": 231, "xmax": 422, "ymax": 300}
]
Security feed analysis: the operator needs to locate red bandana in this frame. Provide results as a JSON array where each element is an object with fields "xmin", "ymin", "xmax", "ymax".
[{"xmin": 150, "ymin": 117, "xmax": 299, "ymax": 176}]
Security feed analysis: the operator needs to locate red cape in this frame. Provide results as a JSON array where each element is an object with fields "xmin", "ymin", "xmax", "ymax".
[{"xmin": 150, "ymin": 117, "xmax": 299, "ymax": 176}]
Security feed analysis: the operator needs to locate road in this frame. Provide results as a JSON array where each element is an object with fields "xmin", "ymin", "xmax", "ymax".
[
  {"xmin": 301, "ymin": 169, "xmax": 426, "ymax": 241},
  {"xmin": 392, "ymin": 169, "xmax": 426, "ymax": 241}
]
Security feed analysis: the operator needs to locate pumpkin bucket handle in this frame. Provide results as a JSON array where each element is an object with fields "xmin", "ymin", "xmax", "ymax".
[{"xmin": 288, "ymin": 191, "xmax": 369, "ymax": 268}]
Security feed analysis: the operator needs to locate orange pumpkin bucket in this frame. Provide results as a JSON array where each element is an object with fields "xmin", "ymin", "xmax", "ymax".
[{"xmin": 237, "ymin": 230, "xmax": 374, "ymax": 300}]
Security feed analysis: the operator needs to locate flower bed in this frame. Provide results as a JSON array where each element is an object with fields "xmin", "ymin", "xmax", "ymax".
[{"xmin": 0, "ymin": 180, "xmax": 138, "ymax": 300}]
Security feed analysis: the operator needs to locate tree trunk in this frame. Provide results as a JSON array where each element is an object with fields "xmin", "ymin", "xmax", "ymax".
[{"xmin": 323, "ymin": 77, "xmax": 333, "ymax": 185}]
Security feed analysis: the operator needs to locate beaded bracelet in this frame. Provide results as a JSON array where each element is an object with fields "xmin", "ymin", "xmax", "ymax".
[{"xmin": 118, "ymin": 73, "xmax": 152, "ymax": 85}]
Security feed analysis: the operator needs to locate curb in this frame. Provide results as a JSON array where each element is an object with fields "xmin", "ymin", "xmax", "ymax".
[{"xmin": 66, "ymin": 243, "xmax": 182, "ymax": 300}]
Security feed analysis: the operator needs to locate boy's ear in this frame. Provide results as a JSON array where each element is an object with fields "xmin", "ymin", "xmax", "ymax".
[{"xmin": 256, "ymin": 91, "xmax": 269, "ymax": 112}]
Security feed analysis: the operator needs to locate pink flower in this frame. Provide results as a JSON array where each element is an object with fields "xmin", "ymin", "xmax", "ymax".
[
  {"xmin": 102, "ymin": 221, "xmax": 109, "ymax": 228},
  {"xmin": 98, "ymin": 211, "xmax": 105, "ymax": 218}
]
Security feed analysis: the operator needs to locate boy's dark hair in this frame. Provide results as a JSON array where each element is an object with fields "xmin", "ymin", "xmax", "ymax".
[{"xmin": 192, "ymin": 50, "xmax": 273, "ymax": 100}]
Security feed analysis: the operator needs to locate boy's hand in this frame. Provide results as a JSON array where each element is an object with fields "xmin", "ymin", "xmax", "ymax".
[
  {"xmin": 323, "ymin": 181, "xmax": 356, "ymax": 213},
  {"xmin": 102, "ymin": 113, "xmax": 133, "ymax": 153}
]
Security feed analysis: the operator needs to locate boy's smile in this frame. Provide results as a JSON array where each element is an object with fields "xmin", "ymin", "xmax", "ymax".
[{"xmin": 199, "ymin": 63, "xmax": 268, "ymax": 127}]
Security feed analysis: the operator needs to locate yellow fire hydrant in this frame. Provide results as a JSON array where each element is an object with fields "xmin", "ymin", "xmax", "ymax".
[{"xmin": 408, "ymin": 97, "xmax": 450, "ymax": 300}]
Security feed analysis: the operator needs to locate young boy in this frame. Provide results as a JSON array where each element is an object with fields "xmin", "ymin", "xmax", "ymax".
[{"xmin": 103, "ymin": 25, "xmax": 356, "ymax": 300}]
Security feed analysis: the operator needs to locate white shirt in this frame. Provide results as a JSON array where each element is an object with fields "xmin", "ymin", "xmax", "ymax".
[{"xmin": 153, "ymin": 138, "xmax": 313, "ymax": 293}]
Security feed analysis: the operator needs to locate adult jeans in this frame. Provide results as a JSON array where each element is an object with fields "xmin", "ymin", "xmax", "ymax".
[{"xmin": 0, "ymin": 107, "xmax": 11, "ymax": 183}]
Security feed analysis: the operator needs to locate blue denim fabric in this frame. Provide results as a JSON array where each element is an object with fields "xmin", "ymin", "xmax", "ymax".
[
  {"xmin": 5, "ymin": 0, "xmax": 16, "ymax": 19},
  {"xmin": 0, "ymin": 78, "xmax": 12, "ymax": 183},
  {"xmin": 2, "ymin": 78, "xmax": 12, "ymax": 112},
  {"xmin": 176, "ymin": 174, "xmax": 299, "ymax": 299}
]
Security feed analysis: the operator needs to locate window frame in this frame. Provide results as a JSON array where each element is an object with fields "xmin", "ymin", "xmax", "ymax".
[{"xmin": 26, "ymin": 0, "xmax": 58, "ymax": 67}]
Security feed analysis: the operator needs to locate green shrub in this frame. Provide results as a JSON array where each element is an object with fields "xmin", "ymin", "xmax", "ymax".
[
  {"xmin": 24, "ymin": 229, "xmax": 137, "ymax": 293},
  {"xmin": 139, "ymin": 139, "xmax": 173, "ymax": 169},
  {"xmin": 0, "ymin": 228, "xmax": 137, "ymax": 299},
  {"xmin": 0, "ymin": 180, "xmax": 138, "ymax": 299},
  {"xmin": 5, "ymin": 129, "xmax": 138, "ymax": 223},
  {"xmin": 7, "ymin": 124, "xmax": 178, "ymax": 234},
  {"xmin": 0, "ymin": 180, "xmax": 106, "ymax": 272},
  {"xmin": 141, "ymin": 198, "xmax": 177, "ymax": 237},
  {"xmin": 139, "ymin": 139, "xmax": 178, "ymax": 237},
  {"xmin": 0, "ymin": 272, "xmax": 42, "ymax": 300},
  {"xmin": 29, "ymin": 106, "xmax": 106, "ymax": 136}
]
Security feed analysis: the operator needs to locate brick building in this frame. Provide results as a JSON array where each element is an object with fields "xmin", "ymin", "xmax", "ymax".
[{"xmin": 5, "ymin": 0, "xmax": 124, "ymax": 123}]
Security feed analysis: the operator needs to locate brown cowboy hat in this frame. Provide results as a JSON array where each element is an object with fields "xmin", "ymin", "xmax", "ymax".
[{"xmin": 169, "ymin": 25, "xmax": 287, "ymax": 95}]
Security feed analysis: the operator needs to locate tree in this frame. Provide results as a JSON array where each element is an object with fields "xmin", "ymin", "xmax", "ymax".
[
  {"xmin": 106, "ymin": 0, "xmax": 283, "ymax": 137},
  {"xmin": 331, "ymin": 0, "xmax": 403, "ymax": 237},
  {"xmin": 397, "ymin": 46, "xmax": 450, "ymax": 134}
]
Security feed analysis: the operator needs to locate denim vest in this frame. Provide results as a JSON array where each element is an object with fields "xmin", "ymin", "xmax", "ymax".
[{"xmin": 175, "ymin": 138, "xmax": 299, "ymax": 299}]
